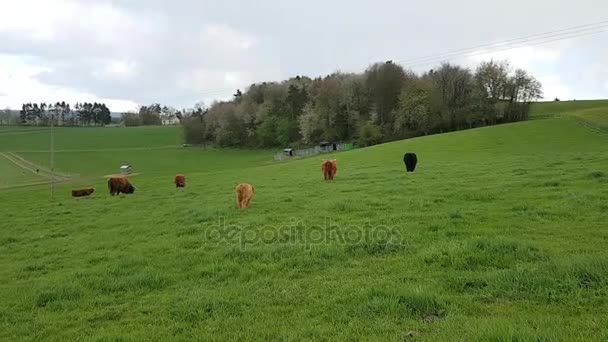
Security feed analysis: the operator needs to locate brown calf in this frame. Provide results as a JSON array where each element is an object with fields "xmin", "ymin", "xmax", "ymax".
[{"xmin": 71, "ymin": 188, "xmax": 95, "ymax": 197}]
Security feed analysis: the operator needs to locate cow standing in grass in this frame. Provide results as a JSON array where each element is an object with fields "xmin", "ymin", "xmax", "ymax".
[
  {"xmin": 71, "ymin": 188, "xmax": 95, "ymax": 198},
  {"xmin": 108, "ymin": 176, "xmax": 135, "ymax": 196},
  {"xmin": 235, "ymin": 183, "xmax": 255, "ymax": 209},
  {"xmin": 403, "ymin": 153, "xmax": 418, "ymax": 172},
  {"xmin": 175, "ymin": 174, "xmax": 186, "ymax": 188},
  {"xmin": 321, "ymin": 159, "xmax": 337, "ymax": 181}
]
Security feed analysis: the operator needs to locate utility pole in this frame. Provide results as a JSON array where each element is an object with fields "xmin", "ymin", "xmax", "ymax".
[{"xmin": 50, "ymin": 108, "xmax": 55, "ymax": 199}]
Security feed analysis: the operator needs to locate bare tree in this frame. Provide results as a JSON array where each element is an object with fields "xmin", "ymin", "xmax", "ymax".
[
  {"xmin": 475, "ymin": 60, "xmax": 510, "ymax": 100},
  {"xmin": 431, "ymin": 63, "xmax": 475, "ymax": 130},
  {"xmin": 365, "ymin": 62, "xmax": 407, "ymax": 130}
]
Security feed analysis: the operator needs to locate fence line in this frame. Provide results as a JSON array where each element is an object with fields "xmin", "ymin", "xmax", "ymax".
[{"xmin": 273, "ymin": 143, "xmax": 354, "ymax": 161}]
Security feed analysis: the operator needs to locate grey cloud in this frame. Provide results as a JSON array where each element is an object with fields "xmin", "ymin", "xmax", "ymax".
[{"xmin": 1, "ymin": 0, "xmax": 607, "ymax": 109}]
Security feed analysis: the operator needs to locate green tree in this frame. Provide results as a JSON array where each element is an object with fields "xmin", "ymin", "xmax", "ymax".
[
  {"xmin": 394, "ymin": 78, "xmax": 432, "ymax": 136},
  {"xmin": 139, "ymin": 104, "xmax": 162, "ymax": 125},
  {"xmin": 298, "ymin": 103, "xmax": 323, "ymax": 144},
  {"xmin": 182, "ymin": 112, "xmax": 207, "ymax": 145},
  {"xmin": 286, "ymin": 84, "xmax": 308, "ymax": 119},
  {"xmin": 430, "ymin": 63, "xmax": 475, "ymax": 131},
  {"xmin": 121, "ymin": 112, "xmax": 142, "ymax": 126},
  {"xmin": 357, "ymin": 121, "xmax": 383, "ymax": 147},
  {"xmin": 475, "ymin": 60, "xmax": 510, "ymax": 101},
  {"xmin": 365, "ymin": 62, "xmax": 407, "ymax": 130},
  {"xmin": 19, "ymin": 104, "xmax": 27, "ymax": 124},
  {"xmin": 181, "ymin": 59, "xmax": 541, "ymax": 149}
]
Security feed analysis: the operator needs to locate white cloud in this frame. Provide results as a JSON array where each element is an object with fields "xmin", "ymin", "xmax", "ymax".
[
  {"xmin": 465, "ymin": 44, "xmax": 574, "ymax": 100},
  {"xmin": 0, "ymin": 0, "xmax": 69, "ymax": 40},
  {"xmin": 224, "ymin": 72, "xmax": 244, "ymax": 86},
  {"xmin": 0, "ymin": 54, "xmax": 138, "ymax": 111},
  {"xmin": 175, "ymin": 69, "xmax": 253, "ymax": 96},
  {"xmin": 536, "ymin": 75, "xmax": 572, "ymax": 100},
  {"xmin": 92, "ymin": 59, "xmax": 138, "ymax": 81},
  {"xmin": 0, "ymin": 0, "xmax": 268, "ymax": 108},
  {"xmin": 0, "ymin": 0, "xmax": 161, "ymax": 46},
  {"xmin": 467, "ymin": 44, "xmax": 562, "ymax": 69},
  {"xmin": 200, "ymin": 24, "xmax": 258, "ymax": 51}
]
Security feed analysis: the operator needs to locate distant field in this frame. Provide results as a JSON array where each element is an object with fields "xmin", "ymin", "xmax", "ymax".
[
  {"xmin": 0, "ymin": 124, "xmax": 272, "ymax": 184},
  {"xmin": 0, "ymin": 125, "xmax": 182, "ymax": 152},
  {"xmin": 0, "ymin": 103, "xmax": 607, "ymax": 340},
  {"xmin": 0, "ymin": 126, "xmax": 49, "ymax": 132},
  {"xmin": 19, "ymin": 148, "xmax": 273, "ymax": 180}
]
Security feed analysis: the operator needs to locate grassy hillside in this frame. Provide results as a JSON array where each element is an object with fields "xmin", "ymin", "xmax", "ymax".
[
  {"xmin": 1, "ymin": 115, "xmax": 607, "ymax": 340},
  {"xmin": 530, "ymin": 99, "xmax": 608, "ymax": 131},
  {"xmin": 530, "ymin": 99, "xmax": 608, "ymax": 117},
  {"xmin": 18, "ymin": 148, "xmax": 273, "ymax": 180}
]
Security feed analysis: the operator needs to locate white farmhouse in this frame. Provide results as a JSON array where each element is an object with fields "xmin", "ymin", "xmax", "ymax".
[{"xmin": 161, "ymin": 114, "xmax": 180, "ymax": 125}]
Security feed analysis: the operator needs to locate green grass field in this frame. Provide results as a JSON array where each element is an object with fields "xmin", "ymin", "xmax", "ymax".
[
  {"xmin": 0, "ymin": 154, "xmax": 47, "ymax": 189},
  {"xmin": 1, "ymin": 102, "xmax": 607, "ymax": 340},
  {"xmin": 0, "ymin": 126, "xmax": 182, "ymax": 152}
]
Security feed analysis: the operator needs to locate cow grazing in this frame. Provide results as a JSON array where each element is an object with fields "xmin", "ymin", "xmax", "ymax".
[
  {"xmin": 71, "ymin": 187, "xmax": 95, "ymax": 198},
  {"xmin": 321, "ymin": 159, "xmax": 337, "ymax": 181},
  {"xmin": 108, "ymin": 176, "xmax": 135, "ymax": 196},
  {"xmin": 403, "ymin": 153, "xmax": 418, "ymax": 172},
  {"xmin": 235, "ymin": 183, "xmax": 255, "ymax": 209},
  {"xmin": 175, "ymin": 174, "xmax": 186, "ymax": 188}
]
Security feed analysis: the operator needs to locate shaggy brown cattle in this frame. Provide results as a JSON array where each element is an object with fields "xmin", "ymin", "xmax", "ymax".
[
  {"xmin": 108, "ymin": 176, "xmax": 135, "ymax": 196},
  {"xmin": 175, "ymin": 174, "xmax": 186, "ymax": 188},
  {"xmin": 71, "ymin": 187, "xmax": 95, "ymax": 198},
  {"xmin": 321, "ymin": 159, "xmax": 337, "ymax": 181},
  {"xmin": 235, "ymin": 183, "xmax": 255, "ymax": 209}
]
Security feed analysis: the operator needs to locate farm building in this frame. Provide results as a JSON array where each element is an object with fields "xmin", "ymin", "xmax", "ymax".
[
  {"xmin": 161, "ymin": 114, "xmax": 180, "ymax": 125},
  {"xmin": 319, "ymin": 142, "xmax": 337, "ymax": 152},
  {"xmin": 120, "ymin": 165, "xmax": 132, "ymax": 174}
]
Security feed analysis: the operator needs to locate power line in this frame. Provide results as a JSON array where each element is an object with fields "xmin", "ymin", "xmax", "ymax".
[
  {"xmin": 401, "ymin": 27, "xmax": 608, "ymax": 68},
  {"xmin": 160, "ymin": 19, "xmax": 608, "ymax": 106},
  {"xmin": 396, "ymin": 19, "xmax": 608, "ymax": 65}
]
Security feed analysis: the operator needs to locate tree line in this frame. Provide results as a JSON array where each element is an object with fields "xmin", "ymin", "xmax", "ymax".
[
  {"xmin": 121, "ymin": 104, "xmax": 182, "ymax": 127},
  {"xmin": 17, "ymin": 102, "xmax": 112, "ymax": 126},
  {"xmin": 4, "ymin": 101, "xmax": 182, "ymax": 127},
  {"xmin": 0, "ymin": 108, "xmax": 18, "ymax": 125},
  {"xmin": 182, "ymin": 60, "xmax": 542, "ymax": 148}
]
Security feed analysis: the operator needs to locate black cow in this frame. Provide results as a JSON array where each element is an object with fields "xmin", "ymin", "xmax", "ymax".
[{"xmin": 403, "ymin": 153, "xmax": 418, "ymax": 172}]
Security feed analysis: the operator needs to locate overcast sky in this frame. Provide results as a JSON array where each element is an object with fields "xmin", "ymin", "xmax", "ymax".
[{"xmin": 1, "ymin": 0, "xmax": 607, "ymax": 112}]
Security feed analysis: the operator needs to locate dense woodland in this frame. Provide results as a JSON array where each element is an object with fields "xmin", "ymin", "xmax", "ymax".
[{"xmin": 182, "ymin": 60, "xmax": 542, "ymax": 148}]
